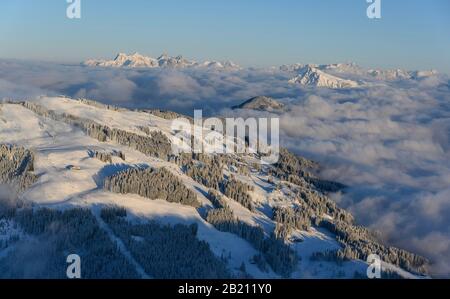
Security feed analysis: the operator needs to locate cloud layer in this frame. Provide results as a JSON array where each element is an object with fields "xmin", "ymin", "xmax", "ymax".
[
  {"xmin": 276, "ymin": 87, "xmax": 450, "ymax": 276},
  {"xmin": 1, "ymin": 59, "xmax": 450, "ymax": 276}
]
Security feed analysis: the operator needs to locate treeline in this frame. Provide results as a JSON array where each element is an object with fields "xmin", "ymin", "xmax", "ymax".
[
  {"xmin": 273, "ymin": 148, "xmax": 317, "ymax": 179},
  {"xmin": 104, "ymin": 167, "xmax": 200, "ymax": 207},
  {"xmin": 77, "ymin": 98, "xmax": 127, "ymax": 112},
  {"xmin": 297, "ymin": 189, "xmax": 354, "ymax": 224},
  {"xmin": 273, "ymin": 148, "xmax": 346, "ymax": 192},
  {"xmin": 270, "ymin": 183, "xmax": 354, "ymax": 236},
  {"xmin": 88, "ymin": 149, "xmax": 126, "ymax": 163},
  {"xmin": 90, "ymin": 150, "xmax": 112, "ymax": 163},
  {"xmin": 101, "ymin": 206, "xmax": 231, "ymax": 279},
  {"xmin": 222, "ymin": 175, "xmax": 255, "ymax": 212},
  {"xmin": 268, "ymin": 174, "xmax": 428, "ymax": 274},
  {"xmin": 205, "ymin": 192, "xmax": 298, "ymax": 277},
  {"xmin": 183, "ymin": 155, "xmax": 224, "ymax": 190},
  {"xmin": 0, "ymin": 207, "xmax": 140, "ymax": 278},
  {"xmin": 79, "ymin": 98, "xmax": 191, "ymax": 123},
  {"xmin": 137, "ymin": 126, "xmax": 153, "ymax": 136},
  {"xmin": 141, "ymin": 109, "xmax": 193, "ymax": 121},
  {"xmin": 111, "ymin": 150, "xmax": 126, "ymax": 161},
  {"xmin": 306, "ymin": 177, "xmax": 347, "ymax": 193},
  {"xmin": 310, "ymin": 250, "xmax": 346, "ymax": 265},
  {"xmin": 318, "ymin": 219, "xmax": 428, "ymax": 275},
  {"xmin": 0, "ymin": 191, "xmax": 23, "ymax": 251},
  {"xmin": 1, "ymin": 202, "xmax": 232, "ymax": 278},
  {"xmin": 269, "ymin": 184, "xmax": 428, "ymax": 274},
  {"xmin": 18, "ymin": 102, "xmax": 172, "ymax": 160},
  {"xmin": 171, "ymin": 153, "xmax": 256, "ymax": 212},
  {"xmin": 106, "ymin": 128, "xmax": 171, "ymax": 159},
  {"xmin": 0, "ymin": 219, "xmax": 20, "ymax": 250},
  {"xmin": 207, "ymin": 189, "xmax": 228, "ymax": 209},
  {"xmin": 0, "ymin": 144, "xmax": 37, "ymax": 192},
  {"xmin": 272, "ymin": 205, "xmax": 311, "ymax": 240}
]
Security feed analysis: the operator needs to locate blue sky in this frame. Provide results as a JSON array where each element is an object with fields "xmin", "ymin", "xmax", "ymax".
[{"xmin": 0, "ymin": 0, "xmax": 449, "ymax": 72}]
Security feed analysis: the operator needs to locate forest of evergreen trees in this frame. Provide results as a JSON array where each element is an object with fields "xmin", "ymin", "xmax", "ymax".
[
  {"xmin": 0, "ymin": 206, "xmax": 140, "ymax": 278},
  {"xmin": 100, "ymin": 206, "xmax": 231, "ymax": 278},
  {"xmin": 184, "ymin": 156, "xmax": 224, "ymax": 190},
  {"xmin": 204, "ymin": 192, "xmax": 298, "ymax": 277},
  {"xmin": 222, "ymin": 175, "xmax": 255, "ymax": 212},
  {"xmin": 0, "ymin": 144, "xmax": 37, "ymax": 192},
  {"xmin": 165, "ymin": 146, "xmax": 428, "ymax": 276},
  {"xmin": 206, "ymin": 189, "xmax": 228, "ymax": 209},
  {"xmin": 318, "ymin": 219, "xmax": 428, "ymax": 274},
  {"xmin": 296, "ymin": 188, "xmax": 354, "ymax": 224},
  {"xmin": 274, "ymin": 148, "xmax": 317, "ymax": 179},
  {"xmin": 104, "ymin": 167, "xmax": 200, "ymax": 207},
  {"xmin": 172, "ymin": 153, "xmax": 256, "ymax": 211},
  {"xmin": 0, "ymin": 202, "xmax": 234, "ymax": 278},
  {"xmin": 272, "ymin": 205, "xmax": 311, "ymax": 240},
  {"xmin": 88, "ymin": 149, "xmax": 126, "ymax": 163},
  {"xmin": 274, "ymin": 148, "xmax": 346, "ymax": 192}
]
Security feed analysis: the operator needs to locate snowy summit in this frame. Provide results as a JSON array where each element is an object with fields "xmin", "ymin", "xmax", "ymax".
[
  {"xmin": 232, "ymin": 96, "xmax": 285, "ymax": 112},
  {"xmin": 83, "ymin": 52, "xmax": 242, "ymax": 70},
  {"xmin": 288, "ymin": 66, "xmax": 360, "ymax": 89}
]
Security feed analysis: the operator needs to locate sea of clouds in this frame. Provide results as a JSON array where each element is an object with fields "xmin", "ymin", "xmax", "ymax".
[{"xmin": 1, "ymin": 59, "xmax": 450, "ymax": 276}]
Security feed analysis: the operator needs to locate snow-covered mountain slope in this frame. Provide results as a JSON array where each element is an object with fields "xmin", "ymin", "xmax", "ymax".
[
  {"xmin": 281, "ymin": 63, "xmax": 362, "ymax": 75},
  {"xmin": 367, "ymin": 69, "xmax": 413, "ymax": 81},
  {"xmin": 83, "ymin": 53, "xmax": 242, "ymax": 70},
  {"xmin": 0, "ymin": 97, "xmax": 429, "ymax": 279},
  {"xmin": 84, "ymin": 53, "xmax": 159, "ymax": 68},
  {"xmin": 280, "ymin": 63, "xmax": 308, "ymax": 72},
  {"xmin": 288, "ymin": 66, "xmax": 361, "ymax": 89},
  {"xmin": 281, "ymin": 62, "xmax": 438, "ymax": 83},
  {"xmin": 367, "ymin": 68, "xmax": 438, "ymax": 81},
  {"xmin": 232, "ymin": 96, "xmax": 285, "ymax": 112},
  {"xmin": 320, "ymin": 62, "xmax": 363, "ymax": 74}
]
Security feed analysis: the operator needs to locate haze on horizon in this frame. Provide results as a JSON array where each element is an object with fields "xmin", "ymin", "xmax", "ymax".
[{"xmin": 0, "ymin": 0, "xmax": 449, "ymax": 73}]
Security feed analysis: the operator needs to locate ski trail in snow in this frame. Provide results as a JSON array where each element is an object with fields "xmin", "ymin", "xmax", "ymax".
[{"xmin": 92, "ymin": 209, "xmax": 151, "ymax": 279}]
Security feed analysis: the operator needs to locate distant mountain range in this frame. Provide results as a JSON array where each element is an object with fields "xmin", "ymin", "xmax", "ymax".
[
  {"xmin": 282, "ymin": 63, "xmax": 438, "ymax": 88},
  {"xmin": 280, "ymin": 62, "xmax": 363, "ymax": 74},
  {"xmin": 83, "ymin": 52, "xmax": 242, "ymax": 70},
  {"xmin": 83, "ymin": 53, "xmax": 439, "ymax": 90},
  {"xmin": 367, "ymin": 69, "xmax": 439, "ymax": 80}
]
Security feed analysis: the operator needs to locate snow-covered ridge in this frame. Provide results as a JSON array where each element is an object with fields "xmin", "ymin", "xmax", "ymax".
[
  {"xmin": 232, "ymin": 96, "xmax": 285, "ymax": 112},
  {"xmin": 367, "ymin": 69, "xmax": 439, "ymax": 80},
  {"xmin": 281, "ymin": 62, "xmax": 362, "ymax": 74},
  {"xmin": 83, "ymin": 52, "xmax": 242, "ymax": 70},
  {"xmin": 281, "ymin": 62, "xmax": 438, "ymax": 83},
  {"xmin": 0, "ymin": 97, "xmax": 429, "ymax": 279},
  {"xmin": 83, "ymin": 54, "xmax": 439, "ymax": 87},
  {"xmin": 288, "ymin": 66, "xmax": 361, "ymax": 89}
]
